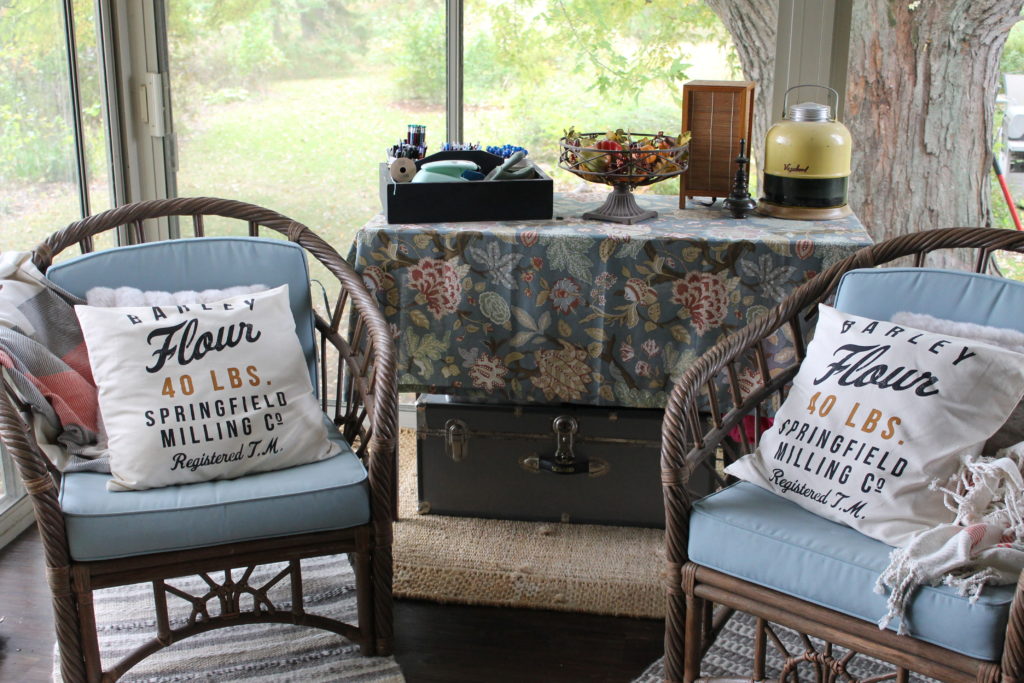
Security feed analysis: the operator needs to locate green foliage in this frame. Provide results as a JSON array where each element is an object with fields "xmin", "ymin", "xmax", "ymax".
[
  {"xmin": 1002, "ymin": 18, "xmax": 1024, "ymax": 74},
  {"xmin": 0, "ymin": 0, "xmax": 101, "ymax": 184},
  {"xmin": 1, "ymin": 0, "xmax": 734, "ymax": 202},
  {"xmin": 168, "ymin": 1, "xmax": 369, "ymax": 91},
  {"xmin": 389, "ymin": 6, "xmax": 446, "ymax": 104},
  {"xmin": 0, "ymin": 103, "xmax": 74, "ymax": 183},
  {"xmin": 385, "ymin": 0, "xmax": 731, "ymax": 109},
  {"xmin": 991, "ymin": 179, "xmax": 1024, "ymax": 281},
  {"xmin": 546, "ymin": 0, "xmax": 724, "ymax": 100},
  {"xmin": 991, "ymin": 173, "xmax": 1012, "ymax": 229}
]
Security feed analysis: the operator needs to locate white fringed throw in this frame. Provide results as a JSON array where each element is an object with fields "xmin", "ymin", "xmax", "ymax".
[{"xmin": 875, "ymin": 446, "xmax": 1024, "ymax": 634}]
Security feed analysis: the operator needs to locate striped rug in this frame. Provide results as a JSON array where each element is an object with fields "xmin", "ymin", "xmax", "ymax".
[
  {"xmin": 55, "ymin": 556, "xmax": 403, "ymax": 681},
  {"xmin": 633, "ymin": 611, "xmax": 936, "ymax": 682}
]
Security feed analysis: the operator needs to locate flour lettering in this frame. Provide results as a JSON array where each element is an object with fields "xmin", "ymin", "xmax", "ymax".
[
  {"xmin": 812, "ymin": 343, "xmax": 940, "ymax": 396},
  {"xmin": 146, "ymin": 318, "xmax": 262, "ymax": 373}
]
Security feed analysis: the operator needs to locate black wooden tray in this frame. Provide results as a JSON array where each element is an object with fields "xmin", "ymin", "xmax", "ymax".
[{"xmin": 379, "ymin": 150, "xmax": 553, "ymax": 224}]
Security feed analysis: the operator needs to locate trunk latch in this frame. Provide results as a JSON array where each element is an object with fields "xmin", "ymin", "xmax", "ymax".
[
  {"xmin": 445, "ymin": 418, "xmax": 469, "ymax": 461},
  {"xmin": 518, "ymin": 415, "xmax": 608, "ymax": 476}
]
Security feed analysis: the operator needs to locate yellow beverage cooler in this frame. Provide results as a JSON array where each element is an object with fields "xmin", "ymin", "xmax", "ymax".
[{"xmin": 758, "ymin": 85, "xmax": 852, "ymax": 220}]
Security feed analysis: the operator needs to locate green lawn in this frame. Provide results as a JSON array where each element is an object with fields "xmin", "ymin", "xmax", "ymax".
[
  {"xmin": 7, "ymin": 68, "xmax": 1024, "ymax": 286},
  {"xmin": 174, "ymin": 74, "xmax": 444, "ymax": 245},
  {"xmin": 3, "ymin": 67, "xmax": 687, "ymax": 253}
]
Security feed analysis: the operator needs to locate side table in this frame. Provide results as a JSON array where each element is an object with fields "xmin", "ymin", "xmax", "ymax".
[{"xmin": 349, "ymin": 192, "xmax": 873, "ymax": 409}]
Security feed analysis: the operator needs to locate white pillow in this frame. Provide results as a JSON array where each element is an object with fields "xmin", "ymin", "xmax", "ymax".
[
  {"xmin": 85, "ymin": 284, "xmax": 267, "ymax": 307},
  {"xmin": 76, "ymin": 285, "xmax": 339, "ymax": 491},
  {"xmin": 725, "ymin": 305, "xmax": 1024, "ymax": 546},
  {"xmin": 890, "ymin": 311, "xmax": 1024, "ymax": 455},
  {"xmin": 890, "ymin": 312, "xmax": 1024, "ymax": 354}
]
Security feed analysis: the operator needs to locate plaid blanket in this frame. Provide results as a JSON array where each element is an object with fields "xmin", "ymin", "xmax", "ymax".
[{"xmin": 0, "ymin": 251, "xmax": 109, "ymax": 472}]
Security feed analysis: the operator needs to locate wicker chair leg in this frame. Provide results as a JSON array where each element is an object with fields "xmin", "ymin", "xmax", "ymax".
[
  {"xmin": 753, "ymin": 616, "xmax": 767, "ymax": 681},
  {"xmin": 51, "ymin": 577, "xmax": 88, "ymax": 683},
  {"xmin": 71, "ymin": 566, "xmax": 102, "ymax": 683},
  {"xmin": 684, "ymin": 593, "xmax": 705, "ymax": 683},
  {"xmin": 353, "ymin": 548, "xmax": 376, "ymax": 657},
  {"xmin": 372, "ymin": 544, "xmax": 394, "ymax": 656},
  {"xmin": 663, "ymin": 592, "xmax": 687, "ymax": 683}
]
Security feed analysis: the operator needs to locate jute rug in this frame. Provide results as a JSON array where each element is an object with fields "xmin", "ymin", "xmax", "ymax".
[
  {"xmin": 633, "ymin": 612, "xmax": 935, "ymax": 682},
  {"xmin": 392, "ymin": 428, "xmax": 666, "ymax": 618},
  {"xmin": 54, "ymin": 557, "xmax": 404, "ymax": 682}
]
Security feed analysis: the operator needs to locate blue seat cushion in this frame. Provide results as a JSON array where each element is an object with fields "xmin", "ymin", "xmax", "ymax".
[
  {"xmin": 46, "ymin": 236, "xmax": 318, "ymax": 391},
  {"xmin": 834, "ymin": 267, "xmax": 1024, "ymax": 332},
  {"xmin": 689, "ymin": 482, "xmax": 1015, "ymax": 661},
  {"xmin": 60, "ymin": 421, "xmax": 369, "ymax": 561}
]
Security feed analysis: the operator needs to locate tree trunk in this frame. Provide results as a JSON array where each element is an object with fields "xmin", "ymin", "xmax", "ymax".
[
  {"xmin": 845, "ymin": 1, "xmax": 1020, "ymax": 244},
  {"xmin": 704, "ymin": 0, "xmax": 778, "ymax": 182},
  {"xmin": 709, "ymin": 0, "xmax": 1021, "ymax": 250}
]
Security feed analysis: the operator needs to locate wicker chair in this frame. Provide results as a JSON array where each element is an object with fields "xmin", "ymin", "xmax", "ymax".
[
  {"xmin": 0, "ymin": 198, "xmax": 398, "ymax": 682},
  {"xmin": 661, "ymin": 227, "xmax": 1024, "ymax": 683}
]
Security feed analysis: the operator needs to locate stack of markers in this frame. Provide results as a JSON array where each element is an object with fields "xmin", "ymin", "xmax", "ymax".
[
  {"xmin": 407, "ymin": 124, "xmax": 426, "ymax": 148},
  {"xmin": 387, "ymin": 124, "xmax": 429, "ymax": 161},
  {"xmin": 486, "ymin": 144, "xmax": 528, "ymax": 159},
  {"xmin": 440, "ymin": 142, "xmax": 481, "ymax": 152}
]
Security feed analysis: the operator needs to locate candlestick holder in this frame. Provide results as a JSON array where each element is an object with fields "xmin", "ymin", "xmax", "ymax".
[{"xmin": 724, "ymin": 138, "xmax": 757, "ymax": 219}]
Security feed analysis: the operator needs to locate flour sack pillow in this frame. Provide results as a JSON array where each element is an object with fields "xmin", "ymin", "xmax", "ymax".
[
  {"xmin": 725, "ymin": 305, "xmax": 1024, "ymax": 547},
  {"xmin": 76, "ymin": 285, "xmax": 339, "ymax": 491},
  {"xmin": 890, "ymin": 311, "xmax": 1024, "ymax": 455}
]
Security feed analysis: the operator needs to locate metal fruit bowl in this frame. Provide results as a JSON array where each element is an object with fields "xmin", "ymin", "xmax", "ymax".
[
  {"xmin": 558, "ymin": 132, "xmax": 689, "ymax": 187},
  {"xmin": 558, "ymin": 131, "xmax": 689, "ymax": 223}
]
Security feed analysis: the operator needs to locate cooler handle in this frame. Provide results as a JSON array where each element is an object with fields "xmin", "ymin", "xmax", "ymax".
[{"xmin": 782, "ymin": 84, "xmax": 839, "ymax": 121}]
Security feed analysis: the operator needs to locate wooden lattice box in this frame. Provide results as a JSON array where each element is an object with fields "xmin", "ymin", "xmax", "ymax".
[{"xmin": 679, "ymin": 80, "xmax": 755, "ymax": 207}]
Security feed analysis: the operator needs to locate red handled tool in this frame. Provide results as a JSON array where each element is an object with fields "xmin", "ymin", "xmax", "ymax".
[{"xmin": 993, "ymin": 156, "xmax": 1023, "ymax": 231}]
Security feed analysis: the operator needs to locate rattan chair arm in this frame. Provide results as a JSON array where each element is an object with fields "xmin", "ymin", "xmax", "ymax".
[
  {"xmin": 33, "ymin": 197, "xmax": 305, "ymax": 269},
  {"xmin": 659, "ymin": 243, "xmax": 872, "ymax": 571},
  {"xmin": 0, "ymin": 374, "xmax": 73, "ymax": 570},
  {"xmin": 285, "ymin": 228, "xmax": 398, "ymax": 527},
  {"xmin": 661, "ymin": 227, "xmax": 1024, "ymax": 682},
  {"xmin": 1002, "ymin": 569, "xmax": 1024, "ymax": 679},
  {"xmin": 661, "ymin": 257, "xmax": 856, "ymax": 471}
]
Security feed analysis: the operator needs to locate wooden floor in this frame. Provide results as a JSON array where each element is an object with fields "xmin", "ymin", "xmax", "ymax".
[{"xmin": 0, "ymin": 526, "xmax": 663, "ymax": 682}]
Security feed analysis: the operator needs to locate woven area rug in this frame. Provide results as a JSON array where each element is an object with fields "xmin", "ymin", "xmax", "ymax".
[
  {"xmin": 54, "ymin": 557, "xmax": 403, "ymax": 682},
  {"xmin": 392, "ymin": 428, "xmax": 666, "ymax": 618},
  {"xmin": 632, "ymin": 612, "xmax": 936, "ymax": 682}
]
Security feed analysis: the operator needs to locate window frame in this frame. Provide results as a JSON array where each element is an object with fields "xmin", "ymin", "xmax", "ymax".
[
  {"xmin": 0, "ymin": 445, "xmax": 31, "ymax": 548},
  {"xmin": 0, "ymin": 0, "xmax": 101, "ymax": 544},
  {"xmin": 446, "ymin": 0, "xmax": 464, "ymax": 144}
]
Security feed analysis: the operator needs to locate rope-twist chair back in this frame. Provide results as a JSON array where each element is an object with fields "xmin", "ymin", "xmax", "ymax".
[
  {"xmin": 0, "ymin": 197, "xmax": 398, "ymax": 682},
  {"xmin": 662, "ymin": 227, "xmax": 1024, "ymax": 573}
]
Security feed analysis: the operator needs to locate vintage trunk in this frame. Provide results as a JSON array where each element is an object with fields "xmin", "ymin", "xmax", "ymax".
[{"xmin": 416, "ymin": 395, "xmax": 705, "ymax": 528}]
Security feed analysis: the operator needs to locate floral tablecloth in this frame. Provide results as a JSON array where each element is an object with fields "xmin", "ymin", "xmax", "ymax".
[{"xmin": 349, "ymin": 192, "xmax": 873, "ymax": 408}]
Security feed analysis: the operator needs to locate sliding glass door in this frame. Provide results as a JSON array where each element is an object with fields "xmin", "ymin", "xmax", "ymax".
[
  {"xmin": 0, "ymin": 0, "xmax": 111, "ymax": 253},
  {"xmin": 0, "ymin": 0, "xmax": 112, "ymax": 540},
  {"xmin": 165, "ymin": 0, "xmax": 446, "ymax": 247}
]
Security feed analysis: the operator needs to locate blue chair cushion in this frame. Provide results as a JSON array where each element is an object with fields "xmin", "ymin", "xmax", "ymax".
[
  {"xmin": 46, "ymin": 236, "xmax": 318, "ymax": 391},
  {"xmin": 689, "ymin": 482, "xmax": 1015, "ymax": 661},
  {"xmin": 834, "ymin": 267, "xmax": 1024, "ymax": 332},
  {"xmin": 60, "ymin": 420, "xmax": 369, "ymax": 561}
]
